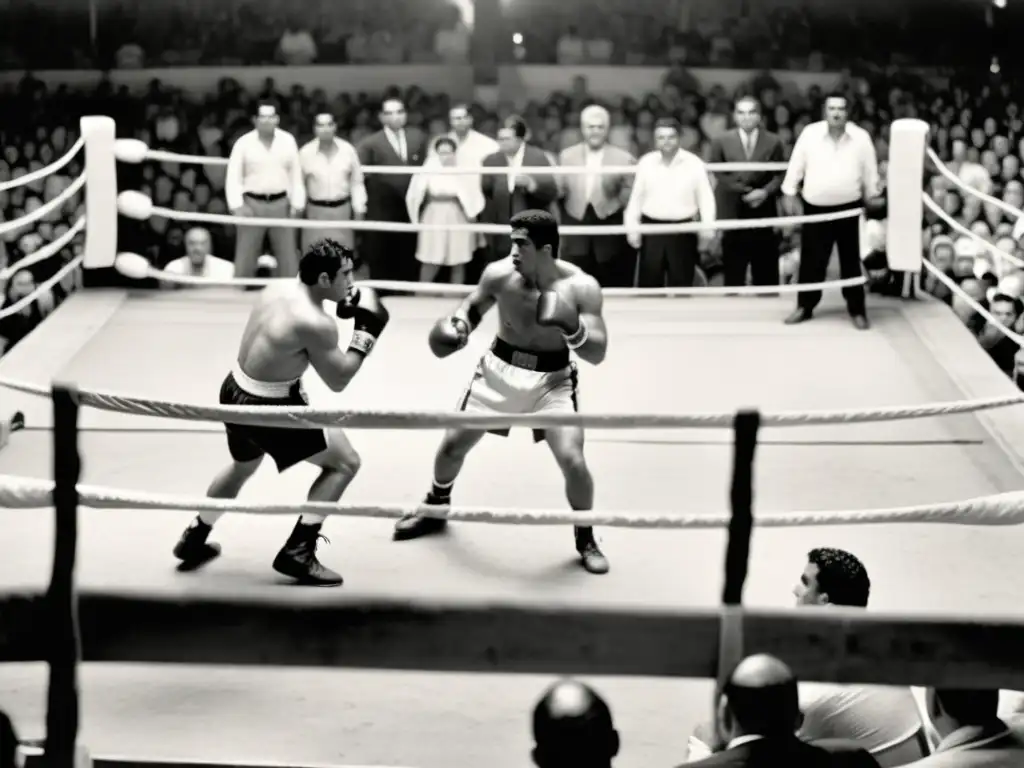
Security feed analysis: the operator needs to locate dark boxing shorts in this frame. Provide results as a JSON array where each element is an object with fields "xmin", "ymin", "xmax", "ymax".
[{"xmin": 220, "ymin": 366, "xmax": 327, "ymax": 472}]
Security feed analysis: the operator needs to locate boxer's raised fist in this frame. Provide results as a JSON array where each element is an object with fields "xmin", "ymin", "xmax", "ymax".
[
  {"xmin": 336, "ymin": 288, "xmax": 361, "ymax": 320},
  {"xmin": 428, "ymin": 316, "xmax": 469, "ymax": 358},
  {"xmin": 536, "ymin": 288, "xmax": 580, "ymax": 336},
  {"xmin": 348, "ymin": 287, "xmax": 390, "ymax": 357}
]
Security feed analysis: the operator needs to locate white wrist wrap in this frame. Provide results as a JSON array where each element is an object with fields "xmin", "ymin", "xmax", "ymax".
[
  {"xmin": 349, "ymin": 330, "xmax": 376, "ymax": 356},
  {"xmin": 564, "ymin": 318, "xmax": 589, "ymax": 350}
]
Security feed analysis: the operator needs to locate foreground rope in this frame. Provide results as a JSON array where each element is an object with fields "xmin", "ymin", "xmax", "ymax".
[
  {"xmin": 2, "ymin": 474, "xmax": 1024, "ymax": 527},
  {"xmin": 0, "ymin": 374, "xmax": 1022, "ymax": 428}
]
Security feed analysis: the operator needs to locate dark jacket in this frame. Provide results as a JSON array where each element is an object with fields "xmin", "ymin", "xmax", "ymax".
[
  {"xmin": 679, "ymin": 735, "xmax": 880, "ymax": 768},
  {"xmin": 708, "ymin": 128, "xmax": 785, "ymax": 221},
  {"xmin": 480, "ymin": 144, "xmax": 558, "ymax": 260}
]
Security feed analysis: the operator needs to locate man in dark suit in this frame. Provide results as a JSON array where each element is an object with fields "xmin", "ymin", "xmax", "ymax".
[
  {"xmin": 680, "ymin": 654, "xmax": 879, "ymax": 768},
  {"xmin": 480, "ymin": 115, "xmax": 559, "ymax": 263},
  {"xmin": 709, "ymin": 96, "xmax": 785, "ymax": 288},
  {"xmin": 356, "ymin": 97, "xmax": 426, "ymax": 282}
]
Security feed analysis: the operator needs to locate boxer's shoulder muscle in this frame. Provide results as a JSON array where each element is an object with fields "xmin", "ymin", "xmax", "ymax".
[{"xmin": 480, "ymin": 257, "xmax": 517, "ymax": 294}]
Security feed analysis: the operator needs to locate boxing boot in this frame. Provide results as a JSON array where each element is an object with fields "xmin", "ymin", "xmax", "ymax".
[
  {"xmin": 575, "ymin": 526, "xmax": 609, "ymax": 575},
  {"xmin": 272, "ymin": 520, "xmax": 344, "ymax": 586},
  {"xmin": 173, "ymin": 517, "xmax": 222, "ymax": 570},
  {"xmin": 392, "ymin": 493, "xmax": 450, "ymax": 541}
]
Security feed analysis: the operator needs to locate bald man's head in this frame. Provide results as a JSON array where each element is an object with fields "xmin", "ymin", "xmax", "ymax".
[
  {"xmin": 532, "ymin": 679, "xmax": 619, "ymax": 768},
  {"xmin": 718, "ymin": 655, "xmax": 800, "ymax": 740}
]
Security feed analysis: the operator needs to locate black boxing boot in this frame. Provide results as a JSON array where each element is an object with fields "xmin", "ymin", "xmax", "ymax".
[
  {"xmin": 173, "ymin": 517, "xmax": 222, "ymax": 571},
  {"xmin": 575, "ymin": 526, "xmax": 609, "ymax": 575},
  {"xmin": 393, "ymin": 492, "xmax": 450, "ymax": 541},
  {"xmin": 272, "ymin": 520, "xmax": 343, "ymax": 586}
]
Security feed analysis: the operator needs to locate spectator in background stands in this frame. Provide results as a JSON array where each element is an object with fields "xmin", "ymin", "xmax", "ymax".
[
  {"xmin": 357, "ymin": 98, "xmax": 426, "ymax": 283},
  {"xmin": 558, "ymin": 105, "xmax": 636, "ymax": 288},
  {"xmin": 277, "ymin": 15, "xmax": 318, "ymax": 65},
  {"xmin": 531, "ymin": 679, "xmax": 620, "ymax": 768},
  {"xmin": 625, "ymin": 117, "xmax": 715, "ymax": 288},
  {"xmin": 225, "ymin": 102, "xmax": 304, "ymax": 277},
  {"xmin": 710, "ymin": 96, "xmax": 785, "ymax": 288},
  {"xmin": 980, "ymin": 293, "xmax": 1022, "ymax": 376},
  {"xmin": 161, "ymin": 227, "xmax": 235, "ymax": 287},
  {"xmin": 0, "ymin": 269, "xmax": 49, "ymax": 355},
  {"xmin": 299, "ymin": 113, "xmax": 367, "ymax": 255}
]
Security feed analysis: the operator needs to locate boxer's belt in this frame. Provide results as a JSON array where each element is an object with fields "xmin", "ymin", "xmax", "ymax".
[
  {"xmin": 491, "ymin": 337, "xmax": 569, "ymax": 372},
  {"xmin": 244, "ymin": 191, "xmax": 287, "ymax": 202},
  {"xmin": 426, "ymin": 194, "xmax": 459, "ymax": 203},
  {"xmin": 231, "ymin": 361, "xmax": 300, "ymax": 398},
  {"xmin": 308, "ymin": 196, "xmax": 351, "ymax": 207}
]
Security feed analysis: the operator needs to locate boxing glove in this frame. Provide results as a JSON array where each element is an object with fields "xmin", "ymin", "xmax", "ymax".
[
  {"xmin": 335, "ymin": 288, "xmax": 361, "ymax": 320},
  {"xmin": 428, "ymin": 316, "xmax": 469, "ymax": 358},
  {"xmin": 537, "ymin": 289, "xmax": 580, "ymax": 335},
  {"xmin": 347, "ymin": 287, "xmax": 390, "ymax": 357}
]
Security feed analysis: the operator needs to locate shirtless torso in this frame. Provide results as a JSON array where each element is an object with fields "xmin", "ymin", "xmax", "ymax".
[{"xmin": 236, "ymin": 280, "xmax": 339, "ymax": 384}]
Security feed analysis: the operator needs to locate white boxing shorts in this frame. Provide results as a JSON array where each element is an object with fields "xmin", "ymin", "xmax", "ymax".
[{"xmin": 457, "ymin": 337, "xmax": 579, "ymax": 442}]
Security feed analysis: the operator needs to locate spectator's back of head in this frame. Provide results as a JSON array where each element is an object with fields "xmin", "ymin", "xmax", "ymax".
[
  {"xmin": 718, "ymin": 654, "xmax": 801, "ymax": 742},
  {"xmin": 532, "ymin": 679, "xmax": 619, "ymax": 768}
]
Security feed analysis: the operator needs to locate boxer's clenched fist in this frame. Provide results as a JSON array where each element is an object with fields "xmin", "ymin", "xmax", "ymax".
[{"xmin": 428, "ymin": 316, "xmax": 469, "ymax": 358}]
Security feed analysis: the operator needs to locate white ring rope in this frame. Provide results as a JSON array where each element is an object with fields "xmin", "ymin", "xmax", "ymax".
[
  {"xmin": 119, "ymin": 255, "xmax": 867, "ymax": 297},
  {"xmin": 922, "ymin": 259, "xmax": 1024, "ymax": 346},
  {"xmin": 0, "ymin": 373, "xmax": 1021, "ymax": 428},
  {"xmin": 0, "ymin": 216, "xmax": 85, "ymax": 282},
  {"xmin": 922, "ymin": 193, "xmax": 1024, "ymax": 270},
  {"xmin": 0, "ymin": 255, "xmax": 84, "ymax": 321},
  {"xmin": 0, "ymin": 136, "xmax": 85, "ymax": 193},
  {"xmin": 121, "ymin": 192, "xmax": 861, "ymax": 235},
  {"xmin": 0, "ymin": 172, "xmax": 86, "ymax": 237},
  {"xmin": 2, "ymin": 473, "xmax": 1024, "ymax": 528},
  {"xmin": 926, "ymin": 148, "xmax": 1024, "ymax": 222}
]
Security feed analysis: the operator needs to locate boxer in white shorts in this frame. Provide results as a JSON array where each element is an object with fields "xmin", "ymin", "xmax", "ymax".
[{"xmin": 392, "ymin": 210, "xmax": 611, "ymax": 574}]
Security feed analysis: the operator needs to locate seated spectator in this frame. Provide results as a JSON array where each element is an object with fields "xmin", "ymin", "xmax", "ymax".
[
  {"xmin": 909, "ymin": 688, "xmax": 1024, "ymax": 766},
  {"xmin": 531, "ymin": 679, "xmax": 619, "ymax": 768},
  {"xmin": 979, "ymin": 293, "xmax": 1022, "ymax": 376},
  {"xmin": 161, "ymin": 227, "xmax": 234, "ymax": 286},
  {"xmin": 0, "ymin": 269, "xmax": 49, "ymax": 355},
  {"xmin": 952, "ymin": 277, "xmax": 988, "ymax": 336}
]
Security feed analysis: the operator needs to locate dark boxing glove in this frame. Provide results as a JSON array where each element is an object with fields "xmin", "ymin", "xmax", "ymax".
[
  {"xmin": 335, "ymin": 288, "xmax": 361, "ymax": 320},
  {"xmin": 428, "ymin": 316, "xmax": 469, "ymax": 358},
  {"xmin": 346, "ymin": 287, "xmax": 390, "ymax": 357}
]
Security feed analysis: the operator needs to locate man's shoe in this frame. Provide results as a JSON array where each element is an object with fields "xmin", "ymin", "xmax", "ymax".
[
  {"xmin": 393, "ymin": 494, "xmax": 450, "ymax": 541},
  {"xmin": 272, "ymin": 521, "xmax": 343, "ymax": 586},
  {"xmin": 851, "ymin": 314, "xmax": 870, "ymax": 330},
  {"xmin": 784, "ymin": 308, "xmax": 812, "ymax": 325},
  {"xmin": 575, "ymin": 527, "xmax": 610, "ymax": 575},
  {"xmin": 173, "ymin": 518, "xmax": 221, "ymax": 570}
]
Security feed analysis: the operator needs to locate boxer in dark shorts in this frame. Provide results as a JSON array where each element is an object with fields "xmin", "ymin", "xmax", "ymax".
[{"xmin": 172, "ymin": 239, "xmax": 391, "ymax": 586}]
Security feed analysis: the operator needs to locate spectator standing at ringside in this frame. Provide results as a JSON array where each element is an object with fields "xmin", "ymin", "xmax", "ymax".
[
  {"xmin": 710, "ymin": 96, "xmax": 785, "ymax": 288},
  {"xmin": 225, "ymin": 102, "xmax": 305, "ymax": 278},
  {"xmin": 299, "ymin": 113, "xmax": 367, "ymax": 256},
  {"xmin": 781, "ymin": 93, "xmax": 879, "ymax": 330},
  {"xmin": 446, "ymin": 103, "xmax": 498, "ymax": 283},
  {"xmin": 356, "ymin": 98, "xmax": 426, "ymax": 284},
  {"xmin": 558, "ymin": 105, "xmax": 636, "ymax": 288},
  {"xmin": 624, "ymin": 117, "xmax": 715, "ymax": 288}
]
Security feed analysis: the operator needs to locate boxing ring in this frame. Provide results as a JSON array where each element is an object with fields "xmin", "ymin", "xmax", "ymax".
[{"xmin": 3, "ymin": 117, "xmax": 1024, "ymax": 768}]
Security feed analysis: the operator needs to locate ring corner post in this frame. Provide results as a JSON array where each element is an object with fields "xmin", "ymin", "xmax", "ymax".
[
  {"xmin": 887, "ymin": 118, "xmax": 930, "ymax": 275},
  {"xmin": 79, "ymin": 116, "xmax": 118, "ymax": 271}
]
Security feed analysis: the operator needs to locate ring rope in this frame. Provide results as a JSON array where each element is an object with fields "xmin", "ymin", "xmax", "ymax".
[
  {"xmin": 922, "ymin": 193, "xmax": 1024, "ymax": 270},
  {"xmin": 2, "ymin": 473, "xmax": 1024, "ymax": 528},
  {"xmin": 0, "ymin": 172, "xmax": 86, "ymax": 237},
  {"xmin": 922, "ymin": 260, "xmax": 1024, "ymax": 345},
  {"xmin": 0, "ymin": 373, "xmax": 1021, "ymax": 428},
  {"xmin": 0, "ymin": 216, "xmax": 85, "ymax": 283},
  {"xmin": 127, "ymin": 196, "xmax": 862, "ymax": 235},
  {"xmin": 127, "ymin": 258, "xmax": 867, "ymax": 297},
  {"xmin": 926, "ymin": 148, "xmax": 1024, "ymax": 222},
  {"xmin": 0, "ymin": 256, "xmax": 84, "ymax": 322},
  {"xmin": 0, "ymin": 137, "xmax": 85, "ymax": 194}
]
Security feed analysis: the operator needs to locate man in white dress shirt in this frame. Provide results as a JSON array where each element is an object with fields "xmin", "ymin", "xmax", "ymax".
[
  {"xmin": 781, "ymin": 93, "xmax": 880, "ymax": 330},
  {"xmin": 447, "ymin": 103, "xmax": 498, "ymax": 282},
  {"xmin": 161, "ymin": 227, "xmax": 235, "ymax": 287},
  {"xmin": 225, "ymin": 102, "xmax": 306, "ymax": 279},
  {"xmin": 624, "ymin": 117, "xmax": 715, "ymax": 287},
  {"xmin": 299, "ymin": 113, "xmax": 367, "ymax": 256}
]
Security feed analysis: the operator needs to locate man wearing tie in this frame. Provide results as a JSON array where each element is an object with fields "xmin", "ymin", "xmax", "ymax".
[
  {"xmin": 709, "ymin": 97, "xmax": 785, "ymax": 288},
  {"xmin": 299, "ymin": 113, "xmax": 367, "ymax": 256},
  {"xmin": 357, "ymin": 98, "xmax": 426, "ymax": 283},
  {"xmin": 558, "ymin": 105, "xmax": 636, "ymax": 287},
  {"xmin": 480, "ymin": 115, "xmax": 558, "ymax": 263},
  {"xmin": 224, "ymin": 102, "xmax": 305, "ymax": 277},
  {"xmin": 446, "ymin": 103, "xmax": 498, "ymax": 283},
  {"xmin": 624, "ymin": 117, "xmax": 716, "ymax": 287}
]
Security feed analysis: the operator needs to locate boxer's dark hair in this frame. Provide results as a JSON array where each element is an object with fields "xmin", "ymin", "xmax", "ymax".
[
  {"xmin": 299, "ymin": 238, "xmax": 352, "ymax": 285},
  {"xmin": 510, "ymin": 210, "xmax": 559, "ymax": 259}
]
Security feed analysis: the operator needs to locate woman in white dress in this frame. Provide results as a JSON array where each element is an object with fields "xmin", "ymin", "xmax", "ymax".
[{"xmin": 406, "ymin": 136, "xmax": 484, "ymax": 285}]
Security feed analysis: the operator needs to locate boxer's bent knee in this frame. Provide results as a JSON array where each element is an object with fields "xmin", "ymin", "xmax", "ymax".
[
  {"xmin": 310, "ymin": 429, "xmax": 362, "ymax": 476},
  {"xmin": 438, "ymin": 428, "xmax": 484, "ymax": 461}
]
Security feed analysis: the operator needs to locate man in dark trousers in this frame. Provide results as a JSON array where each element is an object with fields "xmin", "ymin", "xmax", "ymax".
[
  {"xmin": 781, "ymin": 93, "xmax": 880, "ymax": 330},
  {"xmin": 356, "ymin": 97, "xmax": 426, "ymax": 282},
  {"xmin": 709, "ymin": 96, "xmax": 785, "ymax": 288},
  {"xmin": 480, "ymin": 115, "xmax": 559, "ymax": 263}
]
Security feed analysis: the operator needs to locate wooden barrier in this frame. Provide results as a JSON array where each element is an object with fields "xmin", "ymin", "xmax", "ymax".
[{"xmin": 2, "ymin": 590, "xmax": 1024, "ymax": 688}]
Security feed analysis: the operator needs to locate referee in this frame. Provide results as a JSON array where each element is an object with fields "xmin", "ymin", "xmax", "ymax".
[{"xmin": 781, "ymin": 93, "xmax": 879, "ymax": 330}]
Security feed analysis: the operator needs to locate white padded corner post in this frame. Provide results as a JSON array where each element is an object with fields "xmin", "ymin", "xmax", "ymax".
[
  {"xmin": 887, "ymin": 118, "xmax": 929, "ymax": 274},
  {"xmin": 80, "ymin": 116, "xmax": 118, "ymax": 270}
]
